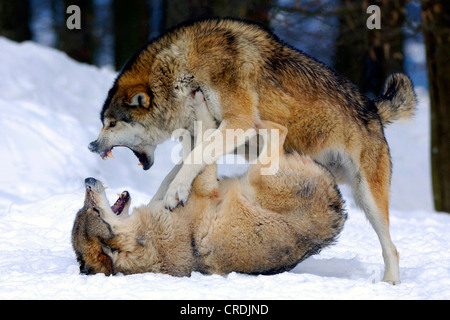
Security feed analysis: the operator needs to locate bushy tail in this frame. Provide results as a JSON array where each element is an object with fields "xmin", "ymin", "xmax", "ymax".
[{"xmin": 374, "ymin": 73, "xmax": 417, "ymax": 126}]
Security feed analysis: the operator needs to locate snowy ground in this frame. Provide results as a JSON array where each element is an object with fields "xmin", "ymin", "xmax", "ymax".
[{"xmin": 0, "ymin": 37, "xmax": 449, "ymax": 300}]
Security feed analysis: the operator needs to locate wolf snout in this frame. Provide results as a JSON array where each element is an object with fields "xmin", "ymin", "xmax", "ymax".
[
  {"xmin": 88, "ymin": 140, "xmax": 99, "ymax": 153},
  {"xmin": 85, "ymin": 177, "xmax": 98, "ymax": 189},
  {"xmin": 85, "ymin": 177, "xmax": 107, "ymax": 192}
]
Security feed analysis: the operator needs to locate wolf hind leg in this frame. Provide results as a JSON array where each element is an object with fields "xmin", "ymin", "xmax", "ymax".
[{"xmin": 352, "ymin": 161, "xmax": 400, "ymax": 284}]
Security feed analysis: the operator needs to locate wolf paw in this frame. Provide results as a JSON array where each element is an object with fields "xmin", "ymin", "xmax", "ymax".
[
  {"xmin": 383, "ymin": 273, "xmax": 401, "ymax": 285},
  {"xmin": 163, "ymin": 182, "xmax": 191, "ymax": 211}
]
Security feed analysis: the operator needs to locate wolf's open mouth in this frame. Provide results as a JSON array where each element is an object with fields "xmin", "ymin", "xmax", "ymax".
[
  {"xmin": 99, "ymin": 147, "xmax": 152, "ymax": 170},
  {"xmin": 132, "ymin": 150, "xmax": 152, "ymax": 170},
  {"xmin": 111, "ymin": 191, "xmax": 130, "ymax": 215},
  {"xmin": 100, "ymin": 148, "xmax": 114, "ymax": 160}
]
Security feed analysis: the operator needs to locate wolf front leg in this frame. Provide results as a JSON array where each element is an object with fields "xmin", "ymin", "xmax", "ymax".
[
  {"xmin": 149, "ymin": 162, "xmax": 183, "ymax": 205},
  {"xmin": 163, "ymin": 88, "xmax": 260, "ymax": 210},
  {"xmin": 149, "ymin": 133, "xmax": 195, "ymax": 206},
  {"xmin": 163, "ymin": 120, "xmax": 258, "ymax": 210}
]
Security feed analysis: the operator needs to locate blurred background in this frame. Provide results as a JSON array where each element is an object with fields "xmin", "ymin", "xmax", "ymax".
[
  {"xmin": 0, "ymin": 0, "xmax": 448, "ymax": 213},
  {"xmin": 0, "ymin": 0, "xmax": 427, "ymax": 94}
]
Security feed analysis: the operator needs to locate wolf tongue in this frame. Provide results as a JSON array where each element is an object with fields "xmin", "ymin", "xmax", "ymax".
[
  {"xmin": 111, "ymin": 197, "xmax": 124, "ymax": 214},
  {"xmin": 111, "ymin": 191, "xmax": 129, "ymax": 215}
]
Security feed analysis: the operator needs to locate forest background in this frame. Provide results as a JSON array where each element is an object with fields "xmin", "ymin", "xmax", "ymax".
[{"xmin": 0, "ymin": 0, "xmax": 448, "ymax": 213}]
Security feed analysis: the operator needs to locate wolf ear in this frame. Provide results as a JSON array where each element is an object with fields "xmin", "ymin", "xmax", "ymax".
[{"xmin": 129, "ymin": 92, "xmax": 150, "ymax": 109}]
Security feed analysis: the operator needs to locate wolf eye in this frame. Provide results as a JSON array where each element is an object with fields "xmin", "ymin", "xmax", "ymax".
[{"xmin": 109, "ymin": 121, "xmax": 116, "ymax": 128}]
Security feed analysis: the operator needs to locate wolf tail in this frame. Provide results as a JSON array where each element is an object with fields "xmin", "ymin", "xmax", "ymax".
[{"xmin": 374, "ymin": 73, "xmax": 417, "ymax": 126}]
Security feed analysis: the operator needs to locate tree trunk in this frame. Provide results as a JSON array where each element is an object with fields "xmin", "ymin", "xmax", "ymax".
[
  {"xmin": 0, "ymin": 0, "xmax": 32, "ymax": 42},
  {"xmin": 162, "ymin": 0, "xmax": 272, "ymax": 31},
  {"xmin": 112, "ymin": 0, "xmax": 150, "ymax": 70},
  {"xmin": 334, "ymin": 0, "xmax": 406, "ymax": 97},
  {"xmin": 422, "ymin": 0, "xmax": 450, "ymax": 213},
  {"xmin": 367, "ymin": 0, "xmax": 406, "ymax": 96},
  {"xmin": 334, "ymin": 0, "xmax": 368, "ymax": 93},
  {"xmin": 55, "ymin": 0, "xmax": 96, "ymax": 64}
]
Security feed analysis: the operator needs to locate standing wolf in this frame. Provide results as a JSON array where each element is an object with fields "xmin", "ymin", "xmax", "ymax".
[{"xmin": 88, "ymin": 18, "xmax": 416, "ymax": 284}]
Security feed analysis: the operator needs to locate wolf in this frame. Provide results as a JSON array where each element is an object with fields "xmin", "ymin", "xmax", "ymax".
[
  {"xmin": 88, "ymin": 18, "xmax": 416, "ymax": 283},
  {"xmin": 74, "ymin": 121, "xmax": 346, "ymax": 276}
]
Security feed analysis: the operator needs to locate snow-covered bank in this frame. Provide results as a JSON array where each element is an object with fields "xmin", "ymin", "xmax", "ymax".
[{"xmin": 0, "ymin": 37, "xmax": 448, "ymax": 299}]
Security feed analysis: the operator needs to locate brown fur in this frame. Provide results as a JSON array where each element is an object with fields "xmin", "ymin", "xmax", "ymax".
[
  {"xmin": 88, "ymin": 18, "xmax": 416, "ymax": 283},
  {"xmin": 74, "ymin": 121, "xmax": 346, "ymax": 276}
]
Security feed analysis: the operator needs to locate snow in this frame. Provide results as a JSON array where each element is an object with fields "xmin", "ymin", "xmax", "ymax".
[{"xmin": 0, "ymin": 37, "xmax": 449, "ymax": 300}]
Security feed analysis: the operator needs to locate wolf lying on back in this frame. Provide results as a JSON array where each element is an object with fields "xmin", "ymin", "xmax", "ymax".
[
  {"xmin": 73, "ymin": 121, "xmax": 346, "ymax": 276},
  {"xmin": 88, "ymin": 18, "xmax": 416, "ymax": 283}
]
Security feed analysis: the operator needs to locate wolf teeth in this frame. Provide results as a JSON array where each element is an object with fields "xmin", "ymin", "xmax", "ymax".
[
  {"xmin": 117, "ymin": 192, "xmax": 128, "ymax": 199},
  {"xmin": 100, "ymin": 148, "xmax": 114, "ymax": 160}
]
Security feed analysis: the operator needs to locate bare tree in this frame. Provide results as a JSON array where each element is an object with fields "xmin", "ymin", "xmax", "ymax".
[
  {"xmin": 162, "ymin": 0, "xmax": 272, "ymax": 31},
  {"xmin": 112, "ymin": 0, "xmax": 150, "ymax": 70},
  {"xmin": 0, "ymin": 0, "xmax": 32, "ymax": 42},
  {"xmin": 53, "ymin": 0, "xmax": 97, "ymax": 64},
  {"xmin": 334, "ymin": 0, "xmax": 406, "ymax": 97},
  {"xmin": 422, "ymin": 0, "xmax": 450, "ymax": 213}
]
